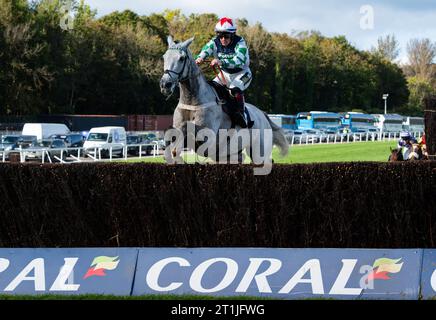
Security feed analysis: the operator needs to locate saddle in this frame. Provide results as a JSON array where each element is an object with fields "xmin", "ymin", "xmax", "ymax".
[{"xmin": 208, "ymin": 81, "xmax": 254, "ymax": 129}]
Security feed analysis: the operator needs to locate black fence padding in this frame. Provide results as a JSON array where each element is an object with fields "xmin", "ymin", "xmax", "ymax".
[{"xmin": 0, "ymin": 162, "xmax": 435, "ymax": 248}]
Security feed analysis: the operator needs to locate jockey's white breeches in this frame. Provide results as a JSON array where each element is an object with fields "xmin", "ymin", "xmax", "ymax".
[{"xmin": 213, "ymin": 68, "xmax": 252, "ymax": 92}]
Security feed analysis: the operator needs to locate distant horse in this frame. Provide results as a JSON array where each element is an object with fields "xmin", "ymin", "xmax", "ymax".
[
  {"xmin": 159, "ymin": 36, "xmax": 288, "ymax": 167},
  {"xmin": 388, "ymin": 148, "xmax": 404, "ymax": 162}
]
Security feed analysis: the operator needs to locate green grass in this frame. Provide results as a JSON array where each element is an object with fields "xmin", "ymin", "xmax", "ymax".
[
  {"xmin": 125, "ymin": 141, "xmax": 397, "ymax": 164},
  {"xmin": 273, "ymin": 140, "xmax": 397, "ymax": 164}
]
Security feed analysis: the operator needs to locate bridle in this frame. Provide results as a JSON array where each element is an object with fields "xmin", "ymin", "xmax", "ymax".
[
  {"xmin": 163, "ymin": 48, "xmax": 190, "ymax": 83},
  {"xmin": 162, "ymin": 48, "xmax": 203, "ymax": 100}
]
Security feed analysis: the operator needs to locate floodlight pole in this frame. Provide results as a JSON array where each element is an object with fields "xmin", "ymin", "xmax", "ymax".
[{"xmin": 383, "ymin": 94, "xmax": 389, "ymax": 115}]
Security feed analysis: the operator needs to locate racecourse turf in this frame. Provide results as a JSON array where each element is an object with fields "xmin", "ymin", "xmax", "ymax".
[{"xmin": 126, "ymin": 140, "xmax": 398, "ymax": 164}]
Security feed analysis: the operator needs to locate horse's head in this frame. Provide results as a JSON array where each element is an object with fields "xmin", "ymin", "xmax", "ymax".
[
  {"xmin": 389, "ymin": 147, "xmax": 402, "ymax": 162},
  {"xmin": 160, "ymin": 36, "xmax": 195, "ymax": 97}
]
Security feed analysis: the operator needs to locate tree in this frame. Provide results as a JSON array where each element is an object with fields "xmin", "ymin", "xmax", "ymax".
[
  {"xmin": 405, "ymin": 38, "xmax": 436, "ymax": 82},
  {"xmin": 0, "ymin": 4, "xmax": 412, "ymax": 117},
  {"xmin": 371, "ymin": 34, "xmax": 400, "ymax": 62},
  {"xmin": 0, "ymin": 0, "xmax": 30, "ymax": 24},
  {"xmin": 0, "ymin": 0, "xmax": 53, "ymax": 115},
  {"xmin": 406, "ymin": 76, "xmax": 435, "ymax": 114},
  {"xmin": 99, "ymin": 9, "xmax": 140, "ymax": 28},
  {"xmin": 368, "ymin": 54, "xmax": 409, "ymax": 114},
  {"xmin": 271, "ymin": 33, "xmax": 303, "ymax": 114},
  {"xmin": 238, "ymin": 22, "xmax": 275, "ymax": 111}
]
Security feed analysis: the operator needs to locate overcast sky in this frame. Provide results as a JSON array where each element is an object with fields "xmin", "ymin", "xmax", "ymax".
[{"xmin": 85, "ymin": 0, "xmax": 436, "ymax": 63}]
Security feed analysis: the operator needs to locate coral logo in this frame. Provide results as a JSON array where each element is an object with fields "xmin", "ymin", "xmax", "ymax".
[
  {"xmin": 84, "ymin": 256, "xmax": 120, "ymax": 279},
  {"xmin": 366, "ymin": 258, "xmax": 403, "ymax": 283}
]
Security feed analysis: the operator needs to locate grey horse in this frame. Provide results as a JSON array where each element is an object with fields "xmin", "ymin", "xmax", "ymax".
[{"xmin": 160, "ymin": 36, "xmax": 288, "ymax": 169}]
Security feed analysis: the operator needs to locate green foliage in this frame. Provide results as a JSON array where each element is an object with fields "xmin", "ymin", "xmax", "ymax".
[
  {"xmin": 99, "ymin": 9, "xmax": 140, "ymax": 28},
  {"xmin": 368, "ymin": 54, "xmax": 409, "ymax": 114},
  {"xmin": 0, "ymin": 2, "xmax": 417, "ymax": 116},
  {"xmin": 405, "ymin": 76, "xmax": 435, "ymax": 115},
  {"xmin": 239, "ymin": 22, "xmax": 275, "ymax": 110}
]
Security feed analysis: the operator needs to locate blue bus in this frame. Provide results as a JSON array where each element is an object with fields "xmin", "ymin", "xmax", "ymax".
[
  {"xmin": 341, "ymin": 112, "xmax": 377, "ymax": 132},
  {"xmin": 296, "ymin": 111, "xmax": 342, "ymax": 130},
  {"xmin": 268, "ymin": 114, "xmax": 297, "ymax": 130}
]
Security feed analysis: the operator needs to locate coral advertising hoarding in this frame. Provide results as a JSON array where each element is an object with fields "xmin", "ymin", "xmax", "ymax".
[
  {"xmin": 0, "ymin": 248, "xmax": 137, "ymax": 295},
  {"xmin": 419, "ymin": 250, "xmax": 436, "ymax": 300},
  {"xmin": 0, "ymin": 248, "xmax": 428, "ymax": 299},
  {"xmin": 132, "ymin": 248, "xmax": 422, "ymax": 300}
]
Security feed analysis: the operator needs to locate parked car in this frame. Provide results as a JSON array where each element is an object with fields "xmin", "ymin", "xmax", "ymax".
[
  {"xmin": 24, "ymin": 139, "xmax": 68, "ymax": 162},
  {"xmin": 144, "ymin": 133, "xmax": 165, "ymax": 150},
  {"xmin": 49, "ymin": 133, "xmax": 85, "ymax": 156},
  {"xmin": 126, "ymin": 134, "xmax": 155, "ymax": 156},
  {"xmin": 366, "ymin": 128, "xmax": 380, "ymax": 141},
  {"xmin": 350, "ymin": 129, "xmax": 369, "ymax": 141},
  {"xmin": 320, "ymin": 128, "xmax": 343, "ymax": 143},
  {"xmin": 0, "ymin": 135, "xmax": 37, "ymax": 159},
  {"xmin": 291, "ymin": 130, "xmax": 320, "ymax": 144}
]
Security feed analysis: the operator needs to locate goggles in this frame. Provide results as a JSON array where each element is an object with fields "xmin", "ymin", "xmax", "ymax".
[{"xmin": 217, "ymin": 33, "xmax": 232, "ymax": 39}]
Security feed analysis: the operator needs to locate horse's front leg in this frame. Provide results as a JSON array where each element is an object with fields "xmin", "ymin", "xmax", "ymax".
[
  {"xmin": 164, "ymin": 127, "xmax": 186, "ymax": 164},
  {"xmin": 164, "ymin": 145, "xmax": 185, "ymax": 164}
]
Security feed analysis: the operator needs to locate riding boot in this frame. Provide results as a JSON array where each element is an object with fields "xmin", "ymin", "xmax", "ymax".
[{"xmin": 234, "ymin": 92, "xmax": 248, "ymax": 128}]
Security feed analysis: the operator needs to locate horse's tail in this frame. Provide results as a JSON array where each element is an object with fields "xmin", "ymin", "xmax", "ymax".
[{"xmin": 263, "ymin": 112, "xmax": 289, "ymax": 157}]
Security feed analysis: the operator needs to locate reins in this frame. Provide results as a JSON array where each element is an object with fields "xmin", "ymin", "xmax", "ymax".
[
  {"xmin": 163, "ymin": 49, "xmax": 222, "ymax": 108},
  {"xmin": 211, "ymin": 65, "xmax": 228, "ymax": 87}
]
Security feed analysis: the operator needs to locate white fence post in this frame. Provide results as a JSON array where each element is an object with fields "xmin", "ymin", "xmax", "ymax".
[
  {"xmin": 19, "ymin": 146, "xmax": 24, "ymax": 163},
  {"xmin": 154, "ymin": 143, "xmax": 158, "ymax": 157}
]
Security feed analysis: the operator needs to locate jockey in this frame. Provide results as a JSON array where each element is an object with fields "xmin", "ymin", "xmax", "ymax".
[
  {"xmin": 397, "ymin": 131, "xmax": 417, "ymax": 148},
  {"xmin": 195, "ymin": 17, "xmax": 252, "ymax": 128},
  {"xmin": 397, "ymin": 131, "xmax": 417, "ymax": 160}
]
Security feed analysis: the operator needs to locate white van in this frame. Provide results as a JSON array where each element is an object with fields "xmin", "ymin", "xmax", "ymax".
[
  {"xmin": 22, "ymin": 123, "xmax": 70, "ymax": 141},
  {"xmin": 83, "ymin": 126, "xmax": 127, "ymax": 157}
]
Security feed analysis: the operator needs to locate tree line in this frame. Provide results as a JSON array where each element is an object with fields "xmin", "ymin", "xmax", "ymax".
[{"xmin": 1, "ymin": 0, "xmax": 435, "ymax": 117}]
